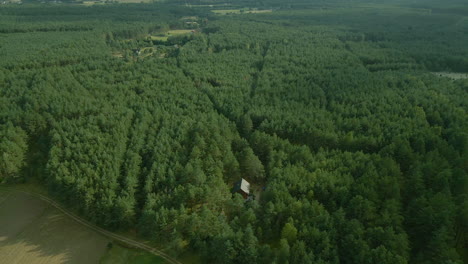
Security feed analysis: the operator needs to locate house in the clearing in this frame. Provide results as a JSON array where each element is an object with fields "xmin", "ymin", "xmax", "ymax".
[{"xmin": 233, "ymin": 178, "xmax": 250, "ymax": 199}]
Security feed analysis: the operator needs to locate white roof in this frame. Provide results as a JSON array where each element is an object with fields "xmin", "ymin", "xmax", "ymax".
[{"xmin": 240, "ymin": 178, "xmax": 250, "ymax": 194}]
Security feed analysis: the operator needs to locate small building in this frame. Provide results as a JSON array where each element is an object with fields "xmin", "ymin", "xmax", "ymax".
[{"xmin": 233, "ymin": 178, "xmax": 250, "ymax": 199}]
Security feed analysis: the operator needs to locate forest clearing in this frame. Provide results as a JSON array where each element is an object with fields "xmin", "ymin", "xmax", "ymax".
[
  {"xmin": 149, "ymin": 29, "xmax": 194, "ymax": 41},
  {"xmin": 81, "ymin": 0, "xmax": 152, "ymax": 4},
  {"xmin": 211, "ymin": 9, "xmax": 272, "ymax": 15},
  {"xmin": 432, "ymin": 72, "xmax": 468, "ymax": 80}
]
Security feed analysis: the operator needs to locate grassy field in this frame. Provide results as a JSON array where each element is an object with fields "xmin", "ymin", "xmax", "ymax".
[
  {"xmin": 112, "ymin": 0, "xmax": 154, "ymax": 3},
  {"xmin": 167, "ymin": 30, "xmax": 193, "ymax": 35},
  {"xmin": 100, "ymin": 243, "xmax": 166, "ymax": 264},
  {"xmin": 432, "ymin": 72, "xmax": 468, "ymax": 80},
  {"xmin": 212, "ymin": 9, "xmax": 241, "ymax": 14},
  {"xmin": 0, "ymin": 188, "xmax": 168, "ymax": 264},
  {"xmin": 149, "ymin": 36, "xmax": 169, "ymax": 41},
  {"xmin": 81, "ymin": 0, "xmax": 153, "ymax": 5},
  {"xmin": 0, "ymin": 190, "xmax": 108, "ymax": 264},
  {"xmin": 149, "ymin": 30, "xmax": 194, "ymax": 42},
  {"xmin": 212, "ymin": 9, "xmax": 272, "ymax": 15},
  {"xmin": 81, "ymin": 1, "xmax": 103, "ymax": 6},
  {"xmin": 245, "ymin": 9, "xmax": 272, "ymax": 14}
]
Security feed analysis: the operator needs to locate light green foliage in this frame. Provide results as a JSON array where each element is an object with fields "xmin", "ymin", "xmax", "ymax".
[{"xmin": 281, "ymin": 222, "xmax": 298, "ymax": 244}]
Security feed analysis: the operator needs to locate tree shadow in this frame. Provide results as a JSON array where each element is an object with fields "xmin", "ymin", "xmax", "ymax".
[{"xmin": 0, "ymin": 192, "xmax": 109, "ymax": 264}]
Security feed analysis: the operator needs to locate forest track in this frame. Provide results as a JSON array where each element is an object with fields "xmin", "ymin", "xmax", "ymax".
[{"xmin": 0, "ymin": 186, "xmax": 181, "ymax": 264}]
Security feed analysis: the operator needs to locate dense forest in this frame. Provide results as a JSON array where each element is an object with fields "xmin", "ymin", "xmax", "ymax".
[{"xmin": 0, "ymin": 0, "xmax": 467, "ymax": 263}]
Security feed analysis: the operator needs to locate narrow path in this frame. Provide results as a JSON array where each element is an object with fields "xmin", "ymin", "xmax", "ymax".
[{"xmin": 0, "ymin": 186, "xmax": 181, "ymax": 264}]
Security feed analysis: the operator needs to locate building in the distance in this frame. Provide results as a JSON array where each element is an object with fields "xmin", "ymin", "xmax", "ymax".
[{"xmin": 233, "ymin": 178, "xmax": 250, "ymax": 199}]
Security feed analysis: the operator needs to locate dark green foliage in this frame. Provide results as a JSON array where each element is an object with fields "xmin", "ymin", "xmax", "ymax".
[{"xmin": 0, "ymin": 1, "xmax": 467, "ymax": 263}]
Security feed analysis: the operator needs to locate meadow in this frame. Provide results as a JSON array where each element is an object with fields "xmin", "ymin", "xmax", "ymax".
[
  {"xmin": 149, "ymin": 30, "xmax": 194, "ymax": 41},
  {"xmin": 0, "ymin": 189, "xmax": 166, "ymax": 264},
  {"xmin": 100, "ymin": 244, "xmax": 166, "ymax": 264},
  {"xmin": 0, "ymin": 189, "xmax": 108, "ymax": 264}
]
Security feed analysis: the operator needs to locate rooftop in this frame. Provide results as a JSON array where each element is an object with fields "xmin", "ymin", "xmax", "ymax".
[{"xmin": 233, "ymin": 178, "xmax": 250, "ymax": 194}]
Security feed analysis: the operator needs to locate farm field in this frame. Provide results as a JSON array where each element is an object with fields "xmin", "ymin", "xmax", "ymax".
[
  {"xmin": 0, "ymin": 189, "xmax": 166, "ymax": 264},
  {"xmin": 0, "ymin": 189, "xmax": 108, "ymax": 264}
]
